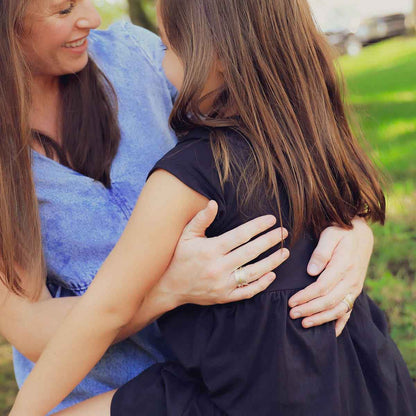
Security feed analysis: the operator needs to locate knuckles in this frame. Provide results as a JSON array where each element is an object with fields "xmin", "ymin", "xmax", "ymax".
[
  {"xmin": 317, "ymin": 285, "xmax": 329, "ymax": 297},
  {"xmin": 312, "ymin": 251, "xmax": 331, "ymax": 266}
]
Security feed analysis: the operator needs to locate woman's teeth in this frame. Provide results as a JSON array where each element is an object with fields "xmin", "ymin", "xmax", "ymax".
[{"xmin": 63, "ymin": 38, "xmax": 87, "ymax": 48}]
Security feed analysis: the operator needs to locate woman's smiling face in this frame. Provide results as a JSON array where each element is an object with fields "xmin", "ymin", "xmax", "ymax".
[{"xmin": 21, "ymin": 0, "xmax": 101, "ymax": 77}]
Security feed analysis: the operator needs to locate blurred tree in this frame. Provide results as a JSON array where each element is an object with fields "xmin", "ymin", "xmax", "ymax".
[
  {"xmin": 413, "ymin": 0, "xmax": 416, "ymax": 31},
  {"xmin": 128, "ymin": 0, "xmax": 156, "ymax": 32},
  {"xmin": 94, "ymin": 0, "xmax": 127, "ymax": 29}
]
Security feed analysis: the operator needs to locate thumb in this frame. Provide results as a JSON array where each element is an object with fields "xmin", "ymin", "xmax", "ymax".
[
  {"xmin": 307, "ymin": 228, "xmax": 342, "ymax": 276},
  {"xmin": 182, "ymin": 200, "xmax": 218, "ymax": 239}
]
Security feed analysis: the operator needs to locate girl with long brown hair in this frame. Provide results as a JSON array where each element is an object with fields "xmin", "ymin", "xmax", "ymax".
[{"xmin": 7, "ymin": 0, "xmax": 407, "ymax": 415}]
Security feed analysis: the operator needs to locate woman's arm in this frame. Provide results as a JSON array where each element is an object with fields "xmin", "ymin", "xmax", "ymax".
[
  {"xmin": 11, "ymin": 170, "xmax": 288, "ymax": 415},
  {"xmin": 0, "ymin": 285, "xmax": 78, "ymax": 362},
  {"xmin": 1, "ymin": 202, "xmax": 283, "ymax": 363}
]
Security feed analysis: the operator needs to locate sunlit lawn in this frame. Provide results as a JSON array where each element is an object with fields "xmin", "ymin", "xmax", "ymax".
[
  {"xmin": 0, "ymin": 35, "xmax": 415, "ymax": 414},
  {"xmin": 340, "ymin": 36, "xmax": 416, "ymax": 378}
]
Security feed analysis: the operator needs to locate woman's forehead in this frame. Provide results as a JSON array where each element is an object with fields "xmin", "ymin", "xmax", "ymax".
[{"xmin": 29, "ymin": 0, "xmax": 68, "ymax": 12}]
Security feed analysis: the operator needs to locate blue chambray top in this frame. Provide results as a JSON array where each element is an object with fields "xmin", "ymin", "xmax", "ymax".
[{"xmin": 13, "ymin": 21, "xmax": 177, "ymax": 412}]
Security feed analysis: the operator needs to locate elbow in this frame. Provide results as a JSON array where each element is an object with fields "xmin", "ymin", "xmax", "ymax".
[{"xmin": 23, "ymin": 350, "xmax": 41, "ymax": 364}]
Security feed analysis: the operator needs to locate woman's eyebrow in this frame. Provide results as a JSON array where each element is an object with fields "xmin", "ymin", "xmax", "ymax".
[{"xmin": 51, "ymin": 0, "xmax": 71, "ymax": 10}]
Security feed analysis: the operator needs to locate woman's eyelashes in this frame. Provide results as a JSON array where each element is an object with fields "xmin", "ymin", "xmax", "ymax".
[{"xmin": 58, "ymin": 1, "xmax": 75, "ymax": 16}]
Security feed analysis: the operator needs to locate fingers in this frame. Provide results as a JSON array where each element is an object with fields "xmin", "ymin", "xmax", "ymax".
[
  {"xmin": 224, "ymin": 228, "xmax": 289, "ymax": 270},
  {"xmin": 182, "ymin": 201, "xmax": 218, "ymax": 239},
  {"xmin": 230, "ymin": 248, "xmax": 290, "ymax": 286},
  {"xmin": 299, "ymin": 301, "xmax": 350, "ymax": 329},
  {"xmin": 227, "ymin": 272, "xmax": 277, "ymax": 303},
  {"xmin": 214, "ymin": 215, "xmax": 278, "ymax": 254},
  {"xmin": 289, "ymin": 250, "xmax": 351, "ymax": 308},
  {"xmin": 335, "ymin": 311, "xmax": 352, "ymax": 337},
  {"xmin": 307, "ymin": 226, "xmax": 345, "ymax": 276},
  {"xmin": 289, "ymin": 272, "xmax": 354, "ymax": 317}
]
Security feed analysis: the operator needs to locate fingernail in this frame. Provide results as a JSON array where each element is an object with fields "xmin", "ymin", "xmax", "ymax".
[
  {"xmin": 303, "ymin": 320, "xmax": 313, "ymax": 327},
  {"xmin": 292, "ymin": 311, "xmax": 301, "ymax": 319},
  {"xmin": 289, "ymin": 299, "xmax": 298, "ymax": 307},
  {"xmin": 308, "ymin": 263, "xmax": 320, "ymax": 275},
  {"xmin": 281, "ymin": 249, "xmax": 290, "ymax": 259}
]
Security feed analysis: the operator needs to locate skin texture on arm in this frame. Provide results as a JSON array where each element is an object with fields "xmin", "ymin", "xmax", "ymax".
[
  {"xmin": 0, "ymin": 284, "xmax": 175, "ymax": 363},
  {"xmin": 0, "ymin": 285, "xmax": 77, "ymax": 363},
  {"xmin": 10, "ymin": 170, "xmax": 214, "ymax": 416}
]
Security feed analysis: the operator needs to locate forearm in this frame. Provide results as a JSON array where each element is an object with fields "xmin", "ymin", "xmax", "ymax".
[
  {"xmin": 115, "ymin": 282, "xmax": 179, "ymax": 342},
  {"xmin": 12, "ymin": 294, "xmax": 129, "ymax": 416},
  {"xmin": 1, "ymin": 277, "xmax": 178, "ymax": 367},
  {"xmin": 0, "ymin": 289, "xmax": 78, "ymax": 363}
]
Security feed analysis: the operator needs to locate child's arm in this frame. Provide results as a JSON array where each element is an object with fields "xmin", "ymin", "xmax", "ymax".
[{"xmin": 11, "ymin": 169, "xmax": 209, "ymax": 416}]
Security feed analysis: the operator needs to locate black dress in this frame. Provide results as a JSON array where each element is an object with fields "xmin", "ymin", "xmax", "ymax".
[{"xmin": 111, "ymin": 128, "xmax": 416, "ymax": 416}]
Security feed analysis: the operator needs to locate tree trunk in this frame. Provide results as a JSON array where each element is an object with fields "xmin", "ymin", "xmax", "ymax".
[
  {"xmin": 127, "ymin": 0, "xmax": 156, "ymax": 32},
  {"xmin": 413, "ymin": 0, "xmax": 416, "ymax": 32}
]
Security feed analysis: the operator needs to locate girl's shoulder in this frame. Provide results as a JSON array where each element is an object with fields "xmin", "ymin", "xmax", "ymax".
[{"xmin": 149, "ymin": 127, "xmax": 252, "ymax": 226}]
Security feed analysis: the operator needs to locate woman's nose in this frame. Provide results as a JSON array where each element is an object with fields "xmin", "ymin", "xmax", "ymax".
[{"xmin": 76, "ymin": 0, "xmax": 102, "ymax": 30}]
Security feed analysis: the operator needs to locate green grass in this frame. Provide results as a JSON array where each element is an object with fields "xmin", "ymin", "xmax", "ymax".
[
  {"xmin": 340, "ymin": 36, "xmax": 416, "ymax": 378},
  {"xmin": 0, "ymin": 337, "xmax": 16, "ymax": 415},
  {"xmin": 0, "ymin": 36, "xmax": 415, "ymax": 413}
]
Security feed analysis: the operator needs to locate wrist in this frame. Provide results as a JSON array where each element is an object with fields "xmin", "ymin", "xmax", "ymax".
[
  {"xmin": 147, "ymin": 279, "xmax": 183, "ymax": 315},
  {"xmin": 352, "ymin": 216, "xmax": 374, "ymax": 245}
]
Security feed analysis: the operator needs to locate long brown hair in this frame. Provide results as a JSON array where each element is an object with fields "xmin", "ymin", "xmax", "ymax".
[
  {"xmin": 160, "ymin": 0, "xmax": 385, "ymax": 240},
  {"xmin": 1, "ymin": 0, "xmax": 121, "ymax": 298},
  {"xmin": 0, "ymin": 0, "xmax": 44, "ymax": 298},
  {"xmin": 33, "ymin": 59, "xmax": 120, "ymax": 188}
]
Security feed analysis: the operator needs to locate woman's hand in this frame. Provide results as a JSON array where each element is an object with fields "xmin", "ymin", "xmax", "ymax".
[
  {"xmin": 154, "ymin": 201, "xmax": 289, "ymax": 309},
  {"xmin": 288, "ymin": 217, "xmax": 373, "ymax": 336}
]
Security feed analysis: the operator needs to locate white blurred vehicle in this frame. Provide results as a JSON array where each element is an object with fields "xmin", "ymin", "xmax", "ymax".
[
  {"xmin": 327, "ymin": 13, "xmax": 409, "ymax": 56},
  {"xmin": 309, "ymin": 0, "xmax": 413, "ymax": 55}
]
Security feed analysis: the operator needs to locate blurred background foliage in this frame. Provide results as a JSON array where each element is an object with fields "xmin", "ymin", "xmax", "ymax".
[
  {"xmin": 0, "ymin": 0, "xmax": 415, "ymax": 414},
  {"xmin": 340, "ymin": 37, "xmax": 416, "ymax": 376}
]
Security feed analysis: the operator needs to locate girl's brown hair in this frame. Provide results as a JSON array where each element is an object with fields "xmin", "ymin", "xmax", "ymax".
[
  {"xmin": 160, "ymin": 0, "xmax": 385, "ymax": 239},
  {"xmin": 1, "ymin": 0, "xmax": 120, "ymax": 298}
]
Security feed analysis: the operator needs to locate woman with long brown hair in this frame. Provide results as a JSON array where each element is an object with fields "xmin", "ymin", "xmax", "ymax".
[{"xmin": 3, "ymin": 0, "xmax": 388, "ymax": 414}]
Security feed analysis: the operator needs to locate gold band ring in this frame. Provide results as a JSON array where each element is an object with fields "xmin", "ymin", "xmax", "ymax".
[
  {"xmin": 341, "ymin": 293, "xmax": 355, "ymax": 313},
  {"xmin": 234, "ymin": 267, "xmax": 248, "ymax": 288}
]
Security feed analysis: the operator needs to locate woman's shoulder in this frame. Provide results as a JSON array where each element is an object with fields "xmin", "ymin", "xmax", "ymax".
[
  {"xmin": 88, "ymin": 21, "xmax": 165, "ymax": 71},
  {"xmin": 88, "ymin": 21, "xmax": 177, "ymax": 99}
]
